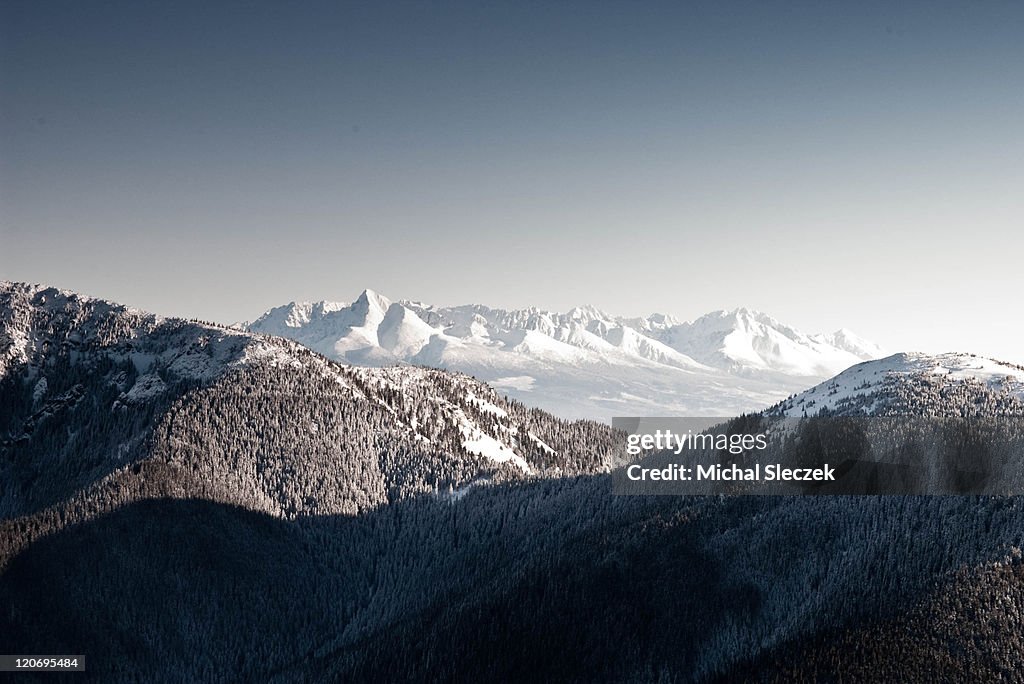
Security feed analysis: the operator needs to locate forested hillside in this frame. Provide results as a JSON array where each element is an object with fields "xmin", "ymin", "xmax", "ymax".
[
  {"xmin": 0, "ymin": 282, "xmax": 618, "ymax": 561},
  {"xmin": 4, "ymin": 282, "xmax": 1024, "ymax": 682}
]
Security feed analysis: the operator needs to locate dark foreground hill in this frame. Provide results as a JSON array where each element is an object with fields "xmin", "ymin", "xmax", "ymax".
[
  {"xmin": 5, "ymin": 490, "xmax": 1024, "ymax": 682},
  {"xmin": 3, "ymin": 281, "xmax": 1024, "ymax": 682}
]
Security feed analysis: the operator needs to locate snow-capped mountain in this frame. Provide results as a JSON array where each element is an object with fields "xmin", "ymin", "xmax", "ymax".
[
  {"xmin": 8, "ymin": 281, "xmax": 1024, "ymax": 683},
  {"xmin": 769, "ymin": 352, "xmax": 1024, "ymax": 417},
  {"xmin": 250, "ymin": 290, "xmax": 885, "ymax": 420},
  {"xmin": 0, "ymin": 281, "xmax": 618, "ymax": 520},
  {"xmin": 659, "ymin": 308, "xmax": 885, "ymax": 376}
]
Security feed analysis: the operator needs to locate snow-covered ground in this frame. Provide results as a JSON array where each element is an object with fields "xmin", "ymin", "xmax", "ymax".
[{"xmin": 771, "ymin": 352, "xmax": 1024, "ymax": 417}]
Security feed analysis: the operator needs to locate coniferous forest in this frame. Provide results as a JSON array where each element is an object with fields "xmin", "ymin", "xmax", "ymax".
[{"xmin": 4, "ymin": 283, "xmax": 1024, "ymax": 682}]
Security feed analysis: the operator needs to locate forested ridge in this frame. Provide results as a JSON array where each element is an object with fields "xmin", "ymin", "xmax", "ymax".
[
  {"xmin": 0, "ymin": 283, "xmax": 617, "ymax": 562},
  {"xmin": 4, "ymin": 281, "xmax": 1024, "ymax": 682}
]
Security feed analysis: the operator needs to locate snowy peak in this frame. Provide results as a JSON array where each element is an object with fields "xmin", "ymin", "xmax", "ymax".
[
  {"xmin": 602, "ymin": 325, "xmax": 709, "ymax": 371},
  {"xmin": 2, "ymin": 281, "xmax": 618, "ymax": 515},
  {"xmin": 564, "ymin": 305, "xmax": 616, "ymax": 326},
  {"xmin": 1, "ymin": 281, "xmax": 162, "ymax": 380},
  {"xmin": 655, "ymin": 307, "xmax": 881, "ymax": 377},
  {"xmin": 351, "ymin": 288, "xmax": 392, "ymax": 320},
  {"xmin": 811, "ymin": 327, "xmax": 887, "ymax": 360},
  {"xmin": 770, "ymin": 352, "xmax": 1024, "ymax": 417},
  {"xmin": 254, "ymin": 293, "xmax": 878, "ymax": 377},
  {"xmin": 0, "ymin": 281, "xmax": 314, "ymax": 407},
  {"xmin": 250, "ymin": 299, "xmax": 349, "ymax": 331},
  {"xmin": 377, "ymin": 303, "xmax": 436, "ymax": 357},
  {"xmin": 250, "ymin": 290, "xmax": 884, "ymax": 419},
  {"xmin": 249, "ymin": 289, "xmax": 404, "ymax": 364},
  {"xmin": 645, "ymin": 312, "xmax": 685, "ymax": 329}
]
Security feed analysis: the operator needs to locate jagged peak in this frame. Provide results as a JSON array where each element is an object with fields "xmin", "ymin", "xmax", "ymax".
[
  {"xmin": 565, "ymin": 304, "xmax": 614, "ymax": 322},
  {"xmin": 353, "ymin": 288, "xmax": 392, "ymax": 314}
]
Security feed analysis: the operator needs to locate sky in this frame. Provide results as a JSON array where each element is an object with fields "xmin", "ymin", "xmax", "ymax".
[{"xmin": 2, "ymin": 1, "xmax": 1023, "ymax": 362}]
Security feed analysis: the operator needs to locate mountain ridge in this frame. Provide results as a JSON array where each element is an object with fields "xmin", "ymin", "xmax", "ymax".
[
  {"xmin": 0, "ymin": 280, "xmax": 618, "ymax": 527},
  {"xmin": 250, "ymin": 289, "xmax": 886, "ymax": 420},
  {"xmin": 769, "ymin": 351, "xmax": 1024, "ymax": 418},
  {"xmin": 6, "ymin": 281, "xmax": 1024, "ymax": 681}
]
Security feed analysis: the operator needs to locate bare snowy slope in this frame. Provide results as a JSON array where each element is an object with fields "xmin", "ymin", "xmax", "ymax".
[{"xmin": 251, "ymin": 290, "xmax": 884, "ymax": 420}]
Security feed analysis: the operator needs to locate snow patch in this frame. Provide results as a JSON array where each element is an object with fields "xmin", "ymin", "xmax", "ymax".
[
  {"xmin": 528, "ymin": 431, "xmax": 556, "ymax": 455},
  {"xmin": 31, "ymin": 377, "xmax": 48, "ymax": 404},
  {"xmin": 123, "ymin": 373, "xmax": 167, "ymax": 403},
  {"xmin": 466, "ymin": 392, "xmax": 508, "ymax": 417},
  {"xmin": 462, "ymin": 431, "xmax": 532, "ymax": 474}
]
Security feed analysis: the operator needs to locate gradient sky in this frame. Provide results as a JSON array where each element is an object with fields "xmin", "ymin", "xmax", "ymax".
[{"xmin": 2, "ymin": 1, "xmax": 1023, "ymax": 362}]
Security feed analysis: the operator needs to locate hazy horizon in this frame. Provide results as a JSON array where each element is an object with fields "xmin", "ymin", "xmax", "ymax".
[
  {"xmin": 3, "ymin": 1, "xmax": 1023, "ymax": 363},
  {"xmin": 5, "ymin": 276, "xmax": 1021, "ymax": 365}
]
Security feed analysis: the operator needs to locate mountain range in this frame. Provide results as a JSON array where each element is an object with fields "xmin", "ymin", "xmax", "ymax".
[
  {"xmin": 249, "ymin": 289, "xmax": 885, "ymax": 420},
  {"xmin": 5, "ymin": 280, "xmax": 1024, "ymax": 681},
  {"xmin": 0, "ymin": 281, "xmax": 616, "ymax": 523}
]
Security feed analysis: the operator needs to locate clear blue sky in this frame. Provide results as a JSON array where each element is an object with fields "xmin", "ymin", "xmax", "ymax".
[{"xmin": 2, "ymin": 1, "xmax": 1023, "ymax": 361}]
